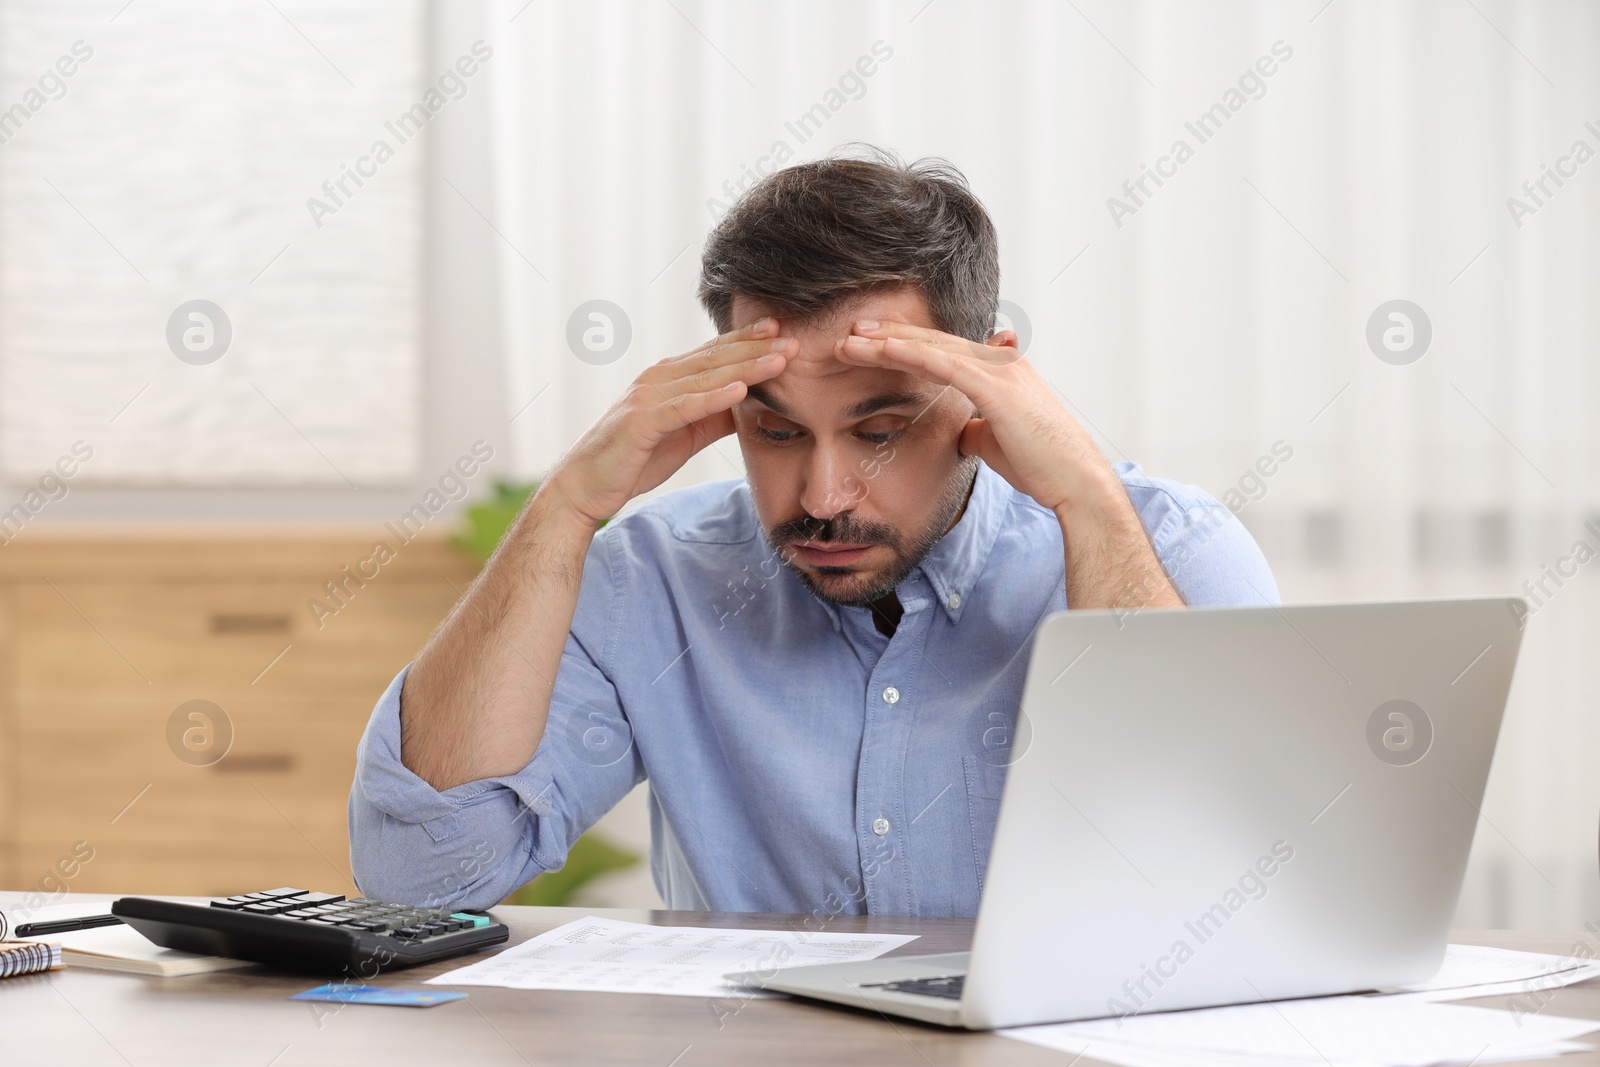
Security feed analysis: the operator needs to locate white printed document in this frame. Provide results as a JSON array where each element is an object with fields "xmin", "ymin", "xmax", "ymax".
[
  {"xmin": 1381, "ymin": 943, "xmax": 1600, "ymax": 1002},
  {"xmin": 427, "ymin": 916, "xmax": 918, "ymax": 999}
]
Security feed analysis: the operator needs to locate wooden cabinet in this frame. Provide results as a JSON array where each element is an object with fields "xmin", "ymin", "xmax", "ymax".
[{"xmin": 0, "ymin": 531, "xmax": 478, "ymax": 898}]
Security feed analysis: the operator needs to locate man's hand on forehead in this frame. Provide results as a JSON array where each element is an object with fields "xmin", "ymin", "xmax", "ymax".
[
  {"xmin": 541, "ymin": 315, "xmax": 795, "ymax": 528},
  {"xmin": 835, "ymin": 317, "xmax": 1107, "ymax": 516}
]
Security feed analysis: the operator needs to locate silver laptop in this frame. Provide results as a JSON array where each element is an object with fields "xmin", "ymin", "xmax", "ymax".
[{"xmin": 725, "ymin": 598, "xmax": 1526, "ymax": 1029}]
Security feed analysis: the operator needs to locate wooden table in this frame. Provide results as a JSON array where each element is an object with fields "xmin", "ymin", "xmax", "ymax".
[{"xmin": 5, "ymin": 893, "xmax": 1600, "ymax": 1066}]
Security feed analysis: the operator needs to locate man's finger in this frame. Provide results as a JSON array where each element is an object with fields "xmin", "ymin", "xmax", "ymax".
[
  {"xmin": 666, "ymin": 315, "xmax": 781, "ymax": 366},
  {"xmin": 657, "ymin": 346, "xmax": 789, "ymax": 400},
  {"xmin": 836, "ymin": 334, "xmax": 997, "ymax": 403},
  {"xmin": 646, "ymin": 379, "xmax": 753, "ymax": 438},
  {"xmin": 736, "ymin": 315, "xmax": 781, "ymax": 341},
  {"xmin": 683, "ymin": 409, "xmax": 738, "ymax": 454},
  {"xmin": 850, "ymin": 319, "xmax": 1021, "ymax": 367},
  {"xmin": 654, "ymin": 337, "xmax": 791, "ymax": 397},
  {"xmin": 648, "ymin": 335, "xmax": 793, "ymax": 385},
  {"xmin": 849, "ymin": 318, "xmax": 951, "ymax": 345},
  {"xmin": 959, "ymin": 417, "xmax": 1023, "ymax": 487}
]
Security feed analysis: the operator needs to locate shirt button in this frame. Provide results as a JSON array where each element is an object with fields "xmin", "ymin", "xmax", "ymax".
[
  {"xmin": 872, "ymin": 817, "xmax": 890, "ymax": 836},
  {"xmin": 882, "ymin": 686, "xmax": 900, "ymax": 704},
  {"xmin": 948, "ymin": 593, "xmax": 962, "ymax": 610}
]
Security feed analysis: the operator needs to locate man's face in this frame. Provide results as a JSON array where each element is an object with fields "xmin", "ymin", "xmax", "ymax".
[{"xmin": 729, "ymin": 287, "xmax": 979, "ymax": 606}]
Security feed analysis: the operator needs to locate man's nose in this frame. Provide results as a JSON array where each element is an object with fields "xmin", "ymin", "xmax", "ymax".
[{"xmin": 798, "ymin": 441, "xmax": 862, "ymax": 521}]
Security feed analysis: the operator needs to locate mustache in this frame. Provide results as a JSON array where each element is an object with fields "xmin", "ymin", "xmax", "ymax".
[{"xmin": 767, "ymin": 513, "xmax": 900, "ymax": 548}]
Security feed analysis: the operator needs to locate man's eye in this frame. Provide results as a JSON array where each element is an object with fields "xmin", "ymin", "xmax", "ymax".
[
  {"xmin": 754, "ymin": 426, "xmax": 800, "ymax": 443},
  {"xmin": 857, "ymin": 431, "xmax": 901, "ymax": 445}
]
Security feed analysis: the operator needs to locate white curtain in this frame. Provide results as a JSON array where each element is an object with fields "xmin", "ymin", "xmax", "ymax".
[{"xmin": 484, "ymin": 0, "xmax": 1600, "ymax": 929}]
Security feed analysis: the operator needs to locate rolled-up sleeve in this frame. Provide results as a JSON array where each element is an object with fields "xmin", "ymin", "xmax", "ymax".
[
  {"xmin": 1118, "ymin": 463, "xmax": 1281, "ymax": 607},
  {"xmin": 1152, "ymin": 502, "xmax": 1280, "ymax": 606},
  {"xmin": 348, "ymin": 528, "xmax": 645, "ymax": 910}
]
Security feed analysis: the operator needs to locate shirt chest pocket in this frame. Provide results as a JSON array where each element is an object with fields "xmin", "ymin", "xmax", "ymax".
[{"xmin": 961, "ymin": 754, "xmax": 1010, "ymax": 895}]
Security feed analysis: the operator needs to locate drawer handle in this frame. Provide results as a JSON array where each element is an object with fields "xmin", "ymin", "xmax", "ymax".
[
  {"xmin": 212, "ymin": 753, "xmax": 296, "ymax": 773},
  {"xmin": 210, "ymin": 613, "xmax": 292, "ymax": 634}
]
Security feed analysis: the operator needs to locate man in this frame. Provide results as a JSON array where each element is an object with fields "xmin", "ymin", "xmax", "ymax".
[{"xmin": 349, "ymin": 151, "xmax": 1277, "ymax": 918}]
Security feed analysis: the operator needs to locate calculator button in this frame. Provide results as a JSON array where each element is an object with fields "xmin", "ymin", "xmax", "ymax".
[
  {"xmin": 247, "ymin": 888, "xmax": 306, "ymax": 900},
  {"xmin": 241, "ymin": 901, "xmax": 296, "ymax": 915},
  {"xmin": 209, "ymin": 898, "xmax": 253, "ymax": 909},
  {"xmin": 282, "ymin": 892, "xmax": 345, "ymax": 907}
]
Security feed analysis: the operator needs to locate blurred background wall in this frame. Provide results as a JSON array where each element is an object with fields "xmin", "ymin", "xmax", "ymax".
[{"xmin": 0, "ymin": 0, "xmax": 1596, "ymax": 926}]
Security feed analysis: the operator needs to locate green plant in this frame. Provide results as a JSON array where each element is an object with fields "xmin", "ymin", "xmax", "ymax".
[
  {"xmin": 503, "ymin": 832, "xmax": 643, "ymax": 907},
  {"xmin": 452, "ymin": 479, "xmax": 640, "ymax": 906},
  {"xmin": 451, "ymin": 480, "xmax": 540, "ymax": 562}
]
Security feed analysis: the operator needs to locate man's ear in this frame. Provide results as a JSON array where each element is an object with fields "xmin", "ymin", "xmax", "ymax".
[{"xmin": 985, "ymin": 329, "xmax": 1020, "ymax": 351}]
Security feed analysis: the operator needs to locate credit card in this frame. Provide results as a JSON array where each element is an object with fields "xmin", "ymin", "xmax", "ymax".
[{"xmin": 290, "ymin": 983, "xmax": 466, "ymax": 1007}]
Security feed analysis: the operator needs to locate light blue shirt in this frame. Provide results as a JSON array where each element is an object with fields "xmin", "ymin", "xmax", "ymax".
[{"xmin": 349, "ymin": 461, "xmax": 1278, "ymax": 918}]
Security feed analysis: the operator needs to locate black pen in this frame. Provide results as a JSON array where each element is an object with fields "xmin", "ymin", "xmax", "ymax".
[{"xmin": 14, "ymin": 914, "xmax": 123, "ymax": 937}]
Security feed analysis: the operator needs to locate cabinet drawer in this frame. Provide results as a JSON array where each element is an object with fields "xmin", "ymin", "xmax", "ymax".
[
  {"xmin": 16, "ymin": 697, "xmax": 368, "ymax": 861},
  {"xmin": 16, "ymin": 580, "xmax": 460, "ymax": 699}
]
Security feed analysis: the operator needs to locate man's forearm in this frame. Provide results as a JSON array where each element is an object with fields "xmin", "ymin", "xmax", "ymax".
[
  {"xmin": 397, "ymin": 320, "xmax": 789, "ymax": 791},
  {"xmin": 399, "ymin": 484, "xmax": 598, "ymax": 792},
  {"xmin": 1053, "ymin": 465, "xmax": 1184, "ymax": 613}
]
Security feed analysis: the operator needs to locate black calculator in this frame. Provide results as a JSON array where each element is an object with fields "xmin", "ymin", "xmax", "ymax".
[{"xmin": 112, "ymin": 887, "xmax": 509, "ymax": 975}]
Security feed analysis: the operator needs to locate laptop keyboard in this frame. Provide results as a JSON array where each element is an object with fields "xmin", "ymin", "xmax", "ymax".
[{"xmin": 864, "ymin": 974, "xmax": 965, "ymax": 1000}]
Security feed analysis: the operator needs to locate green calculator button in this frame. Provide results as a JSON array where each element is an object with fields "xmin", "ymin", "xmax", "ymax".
[{"xmin": 450, "ymin": 913, "xmax": 491, "ymax": 928}]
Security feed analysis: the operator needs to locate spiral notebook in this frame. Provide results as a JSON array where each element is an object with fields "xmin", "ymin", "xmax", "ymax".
[{"xmin": 0, "ymin": 940, "xmax": 63, "ymax": 978}]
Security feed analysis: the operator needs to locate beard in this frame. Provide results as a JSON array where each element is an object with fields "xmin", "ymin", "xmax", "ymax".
[{"xmin": 761, "ymin": 456, "xmax": 980, "ymax": 607}]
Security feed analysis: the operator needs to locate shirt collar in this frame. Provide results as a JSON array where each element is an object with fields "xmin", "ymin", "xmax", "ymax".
[{"xmin": 914, "ymin": 460, "xmax": 1008, "ymax": 625}]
